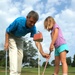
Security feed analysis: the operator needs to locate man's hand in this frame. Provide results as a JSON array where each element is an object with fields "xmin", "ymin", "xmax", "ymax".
[
  {"xmin": 42, "ymin": 53, "xmax": 50, "ymax": 59},
  {"xmin": 4, "ymin": 43, "xmax": 9, "ymax": 51},
  {"xmin": 4, "ymin": 33, "xmax": 9, "ymax": 51},
  {"xmin": 35, "ymin": 42, "xmax": 50, "ymax": 59}
]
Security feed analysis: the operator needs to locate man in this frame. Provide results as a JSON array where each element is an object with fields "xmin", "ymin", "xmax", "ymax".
[{"xmin": 4, "ymin": 10, "xmax": 49, "ymax": 75}]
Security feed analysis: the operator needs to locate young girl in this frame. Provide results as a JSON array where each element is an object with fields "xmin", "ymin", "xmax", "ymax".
[{"xmin": 44, "ymin": 16, "xmax": 69, "ymax": 75}]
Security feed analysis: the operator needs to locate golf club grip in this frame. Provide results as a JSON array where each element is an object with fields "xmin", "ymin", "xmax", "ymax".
[{"xmin": 49, "ymin": 51, "xmax": 51, "ymax": 55}]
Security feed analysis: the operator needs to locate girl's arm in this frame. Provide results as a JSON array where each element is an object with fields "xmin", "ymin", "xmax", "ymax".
[
  {"xmin": 51, "ymin": 28, "xmax": 59, "ymax": 44},
  {"xmin": 50, "ymin": 28, "xmax": 59, "ymax": 51}
]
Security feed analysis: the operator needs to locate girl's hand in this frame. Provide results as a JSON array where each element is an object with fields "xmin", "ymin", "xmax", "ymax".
[{"xmin": 49, "ymin": 43, "xmax": 54, "ymax": 52}]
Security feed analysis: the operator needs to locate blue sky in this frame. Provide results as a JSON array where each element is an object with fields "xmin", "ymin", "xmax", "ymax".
[{"xmin": 0, "ymin": 0, "xmax": 75, "ymax": 64}]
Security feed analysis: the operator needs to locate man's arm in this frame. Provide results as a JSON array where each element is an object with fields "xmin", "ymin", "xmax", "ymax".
[
  {"xmin": 4, "ymin": 32, "xmax": 9, "ymax": 50},
  {"xmin": 35, "ymin": 42, "xmax": 44, "ymax": 54},
  {"xmin": 35, "ymin": 41, "xmax": 49, "ymax": 58}
]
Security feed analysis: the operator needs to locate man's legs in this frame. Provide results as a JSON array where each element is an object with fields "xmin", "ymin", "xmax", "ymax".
[
  {"xmin": 16, "ymin": 38, "xmax": 23, "ymax": 75},
  {"xmin": 17, "ymin": 38, "xmax": 23, "ymax": 75},
  {"xmin": 17, "ymin": 50, "xmax": 23, "ymax": 75},
  {"xmin": 9, "ymin": 38, "xmax": 18, "ymax": 75},
  {"xmin": 9, "ymin": 37, "xmax": 23, "ymax": 75}
]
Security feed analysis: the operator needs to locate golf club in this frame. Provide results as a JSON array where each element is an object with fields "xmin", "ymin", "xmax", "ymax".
[
  {"xmin": 33, "ymin": 31, "xmax": 43, "ymax": 75},
  {"xmin": 42, "ymin": 51, "xmax": 51, "ymax": 75},
  {"xmin": 5, "ymin": 50, "xmax": 8, "ymax": 75}
]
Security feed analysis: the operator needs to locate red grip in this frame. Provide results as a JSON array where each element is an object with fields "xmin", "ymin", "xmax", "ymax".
[{"xmin": 33, "ymin": 32, "xmax": 43, "ymax": 42}]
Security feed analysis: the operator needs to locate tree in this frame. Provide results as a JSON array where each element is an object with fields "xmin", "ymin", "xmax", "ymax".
[
  {"xmin": 66, "ymin": 57, "xmax": 71, "ymax": 66},
  {"xmin": 0, "ymin": 50, "xmax": 9, "ymax": 67},
  {"xmin": 42, "ymin": 61, "xmax": 51, "ymax": 68},
  {"xmin": 71, "ymin": 54, "xmax": 75, "ymax": 67},
  {"xmin": 23, "ymin": 40, "xmax": 38, "ymax": 67},
  {"xmin": 0, "ymin": 50, "xmax": 5, "ymax": 61},
  {"xmin": 51, "ymin": 60, "xmax": 55, "ymax": 66}
]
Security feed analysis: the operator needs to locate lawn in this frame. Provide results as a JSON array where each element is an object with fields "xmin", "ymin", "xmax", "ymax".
[{"xmin": 0, "ymin": 66, "xmax": 75, "ymax": 75}]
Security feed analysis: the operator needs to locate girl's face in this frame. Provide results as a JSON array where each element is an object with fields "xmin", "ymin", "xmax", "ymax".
[{"xmin": 46, "ymin": 18, "xmax": 53, "ymax": 31}]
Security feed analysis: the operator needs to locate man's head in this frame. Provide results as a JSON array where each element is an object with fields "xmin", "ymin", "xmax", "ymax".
[{"xmin": 26, "ymin": 10, "xmax": 39, "ymax": 28}]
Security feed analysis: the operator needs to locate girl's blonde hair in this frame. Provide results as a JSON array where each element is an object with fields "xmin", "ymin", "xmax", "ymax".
[{"xmin": 44, "ymin": 16, "xmax": 55, "ymax": 30}]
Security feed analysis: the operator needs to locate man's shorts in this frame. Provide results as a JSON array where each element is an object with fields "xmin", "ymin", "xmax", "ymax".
[{"xmin": 55, "ymin": 44, "xmax": 69, "ymax": 56}]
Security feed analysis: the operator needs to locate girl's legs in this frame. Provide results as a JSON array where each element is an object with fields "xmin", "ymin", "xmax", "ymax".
[
  {"xmin": 53, "ymin": 56, "xmax": 60, "ymax": 75},
  {"xmin": 60, "ymin": 51, "xmax": 68, "ymax": 75}
]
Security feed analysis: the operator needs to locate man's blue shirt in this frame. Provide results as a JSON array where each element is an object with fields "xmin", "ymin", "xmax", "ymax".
[{"xmin": 6, "ymin": 17, "xmax": 37, "ymax": 37}]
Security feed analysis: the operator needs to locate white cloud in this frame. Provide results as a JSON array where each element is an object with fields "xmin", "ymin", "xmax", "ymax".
[
  {"xmin": 55, "ymin": 8, "xmax": 75, "ymax": 33},
  {"xmin": 0, "ymin": 0, "xmax": 9, "ymax": 11},
  {"xmin": 47, "ymin": 0, "xmax": 61, "ymax": 5},
  {"xmin": 70, "ymin": 0, "xmax": 75, "ymax": 10},
  {"xmin": 34, "ymin": 2, "xmax": 44, "ymax": 14},
  {"xmin": 8, "ymin": 7, "xmax": 19, "ymax": 15},
  {"xmin": 57, "ymin": 9, "xmax": 75, "ymax": 23},
  {"xmin": 21, "ymin": 6, "xmax": 33, "ymax": 16},
  {"xmin": 46, "ymin": 0, "xmax": 61, "ymax": 10},
  {"xmin": 24, "ymin": 0, "xmax": 41, "ymax": 5}
]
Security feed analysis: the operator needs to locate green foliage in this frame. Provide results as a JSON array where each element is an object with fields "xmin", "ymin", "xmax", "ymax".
[
  {"xmin": 66, "ymin": 57, "xmax": 71, "ymax": 66},
  {"xmin": 42, "ymin": 61, "xmax": 51, "ymax": 68},
  {"xmin": 0, "ymin": 50, "xmax": 5, "ymax": 61},
  {"xmin": 51, "ymin": 60, "xmax": 55, "ymax": 66},
  {"xmin": 0, "ymin": 50, "xmax": 9, "ymax": 67},
  {"xmin": 0, "ymin": 50, "xmax": 5, "ymax": 66},
  {"xmin": 22, "ymin": 39, "xmax": 38, "ymax": 67},
  {"xmin": 71, "ymin": 54, "xmax": 75, "ymax": 67},
  {"xmin": 29, "ymin": 58, "xmax": 38, "ymax": 67}
]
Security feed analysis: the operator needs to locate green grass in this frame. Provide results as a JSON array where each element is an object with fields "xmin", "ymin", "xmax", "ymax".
[
  {"xmin": 40, "ymin": 66, "xmax": 75, "ymax": 75},
  {"xmin": 0, "ymin": 66, "xmax": 75, "ymax": 75},
  {"xmin": 22, "ymin": 67, "xmax": 38, "ymax": 75}
]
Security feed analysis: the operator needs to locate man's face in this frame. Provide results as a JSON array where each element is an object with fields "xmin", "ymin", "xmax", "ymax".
[{"xmin": 26, "ymin": 17, "xmax": 37, "ymax": 28}]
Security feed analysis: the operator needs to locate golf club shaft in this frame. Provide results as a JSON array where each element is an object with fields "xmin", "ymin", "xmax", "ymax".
[
  {"xmin": 42, "ymin": 58, "xmax": 49, "ymax": 75},
  {"xmin": 5, "ymin": 50, "xmax": 7, "ymax": 75},
  {"xmin": 42, "ymin": 51, "xmax": 51, "ymax": 75},
  {"xmin": 38, "ymin": 44, "xmax": 41, "ymax": 75}
]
